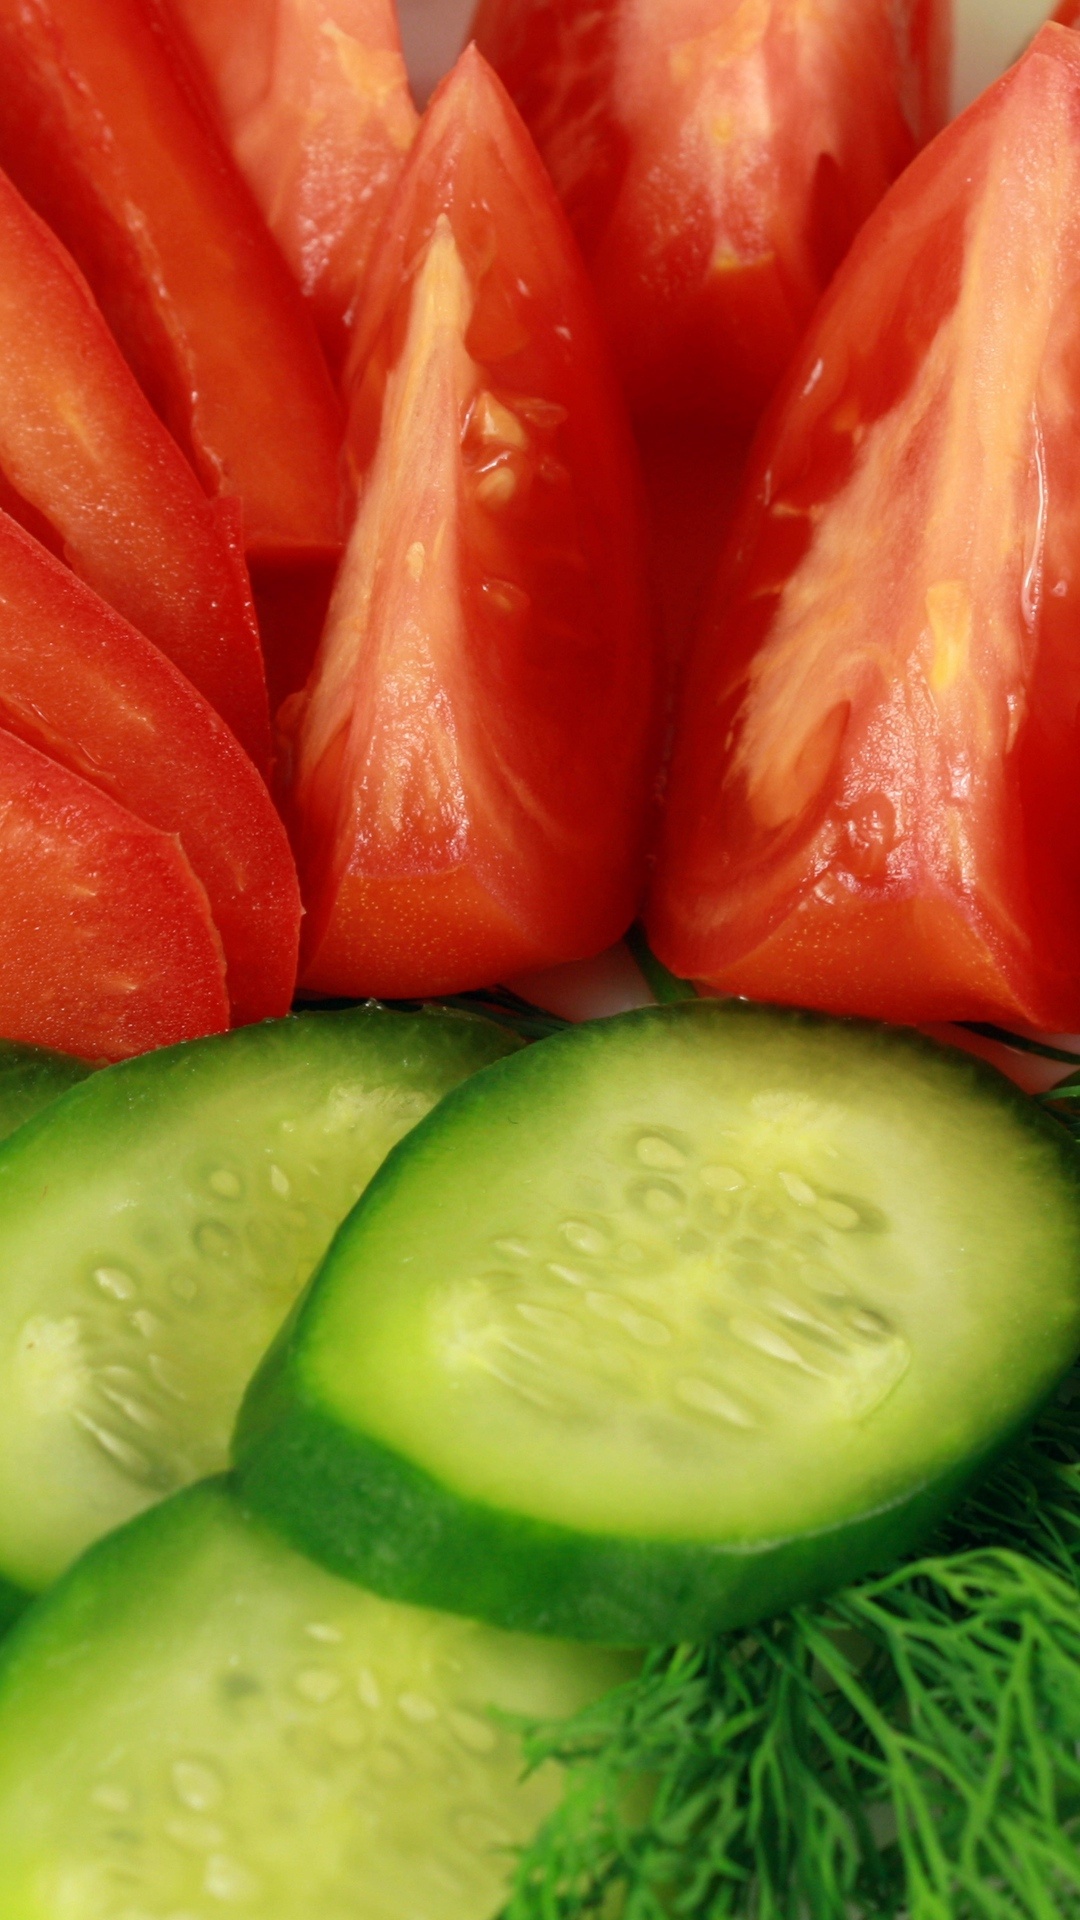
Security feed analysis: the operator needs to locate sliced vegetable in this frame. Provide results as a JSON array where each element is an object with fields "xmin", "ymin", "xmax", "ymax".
[
  {"xmin": 285, "ymin": 47, "xmax": 655, "ymax": 999},
  {"xmin": 0, "ymin": 1040, "xmax": 93, "ymax": 1140},
  {"xmin": 236, "ymin": 1001, "xmax": 1080, "ymax": 1644},
  {"xmin": 0, "ymin": 1480, "xmax": 630, "ymax": 1918},
  {"xmin": 0, "ymin": 724, "xmax": 229, "ymax": 1061},
  {"xmin": 0, "ymin": 166, "xmax": 270, "ymax": 768},
  {"xmin": 649, "ymin": 25, "xmax": 1080, "ymax": 1029},
  {"xmin": 169, "ymin": 0, "xmax": 418, "ymax": 372},
  {"xmin": 0, "ymin": 0, "xmax": 344, "ymax": 569},
  {"xmin": 470, "ymin": 0, "xmax": 950, "ymax": 429},
  {"xmin": 0, "ymin": 513, "xmax": 300, "ymax": 1028},
  {"xmin": 0, "ymin": 1005, "xmax": 518, "ymax": 1599},
  {"xmin": 0, "ymin": 1036, "xmax": 96, "ymax": 1627}
]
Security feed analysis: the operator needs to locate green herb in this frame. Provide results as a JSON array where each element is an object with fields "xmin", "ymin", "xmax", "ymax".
[
  {"xmin": 506, "ymin": 1367, "xmax": 1080, "ymax": 1920},
  {"xmin": 956, "ymin": 1024, "xmax": 1080, "ymax": 1149},
  {"xmin": 624, "ymin": 923, "xmax": 699, "ymax": 1006},
  {"xmin": 436, "ymin": 986, "xmax": 572, "ymax": 1041},
  {"xmin": 960, "ymin": 1023, "xmax": 1080, "ymax": 1069},
  {"xmin": 291, "ymin": 986, "xmax": 571, "ymax": 1042},
  {"xmin": 1039, "ymin": 1074, "xmax": 1080, "ymax": 1152}
]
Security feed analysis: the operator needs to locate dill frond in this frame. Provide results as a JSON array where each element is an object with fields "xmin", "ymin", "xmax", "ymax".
[
  {"xmin": 623, "ymin": 924, "xmax": 699, "ymax": 1007},
  {"xmin": 507, "ymin": 1382, "xmax": 1080, "ymax": 1920}
]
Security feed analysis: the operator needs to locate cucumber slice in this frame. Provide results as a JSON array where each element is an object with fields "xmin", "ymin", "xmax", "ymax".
[
  {"xmin": 236, "ymin": 1002, "xmax": 1080, "ymax": 1643},
  {"xmin": 0, "ymin": 1005, "xmax": 518, "ymax": 1599},
  {"xmin": 0, "ymin": 1038, "xmax": 96, "ymax": 1624},
  {"xmin": 0, "ymin": 1037, "xmax": 92, "ymax": 1141},
  {"xmin": 0, "ymin": 1480, "xmax": 628, "ymax": 1920}
]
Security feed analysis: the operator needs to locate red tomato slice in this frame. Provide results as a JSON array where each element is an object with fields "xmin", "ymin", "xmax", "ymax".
[
  {"xmin": 0, "ymin": 514, "xmax": 300, "ymax": 1027},
  {"xmin": 0, "ymin": 167, "xmax": 270, "ymax": 770},
  {"xmin": 471, "ymin": 0, "xmax": 951, "ymax": 430},
  {"xmin": 283, "ymin": 47, "xmax": 655, "ymax": 999},
  {"xmin": 167, "ymin": 0, "xmax": 419, "ymax": 373},
  {"xmin": 648, "ymin": 25, "xmax": 1080, "ymax": 1030},
  {"xmin": 0, "ymin": 725, "xmax": 228, "ymax": 1060},
  {"xmin": 0, "ymin": 0, "xmax": 343, "ymax": 569}
]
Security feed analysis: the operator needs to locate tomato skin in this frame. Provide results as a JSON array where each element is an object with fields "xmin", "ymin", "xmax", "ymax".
[
  {"xmin": 0, "ymin": 0, "xmax": 344, "ymax": 569},
  {"xmin": 471, "ymin": 0, "xmax": 951, "ymax": 431},
  {"xmin": 0, "ymin": 725, "xmax": 229, "ymax": 1061},
  {"xmin": 0, "ymin": 167, "xmax": 270, "ymax": 771},
  {"xmin": 0, "ymin": 514, "xmax": 300, "ymax": 1028},
  {"xmin": 284, "ymin": 47, "xmax": 655, "ymax": 999},
  {"xmin": 648, "ymin": 26, "xmax": 1080, "ymax": 1031},
  {"xmin": 166, "ymin": 0, "xmax": 418, "ymax": 374}
]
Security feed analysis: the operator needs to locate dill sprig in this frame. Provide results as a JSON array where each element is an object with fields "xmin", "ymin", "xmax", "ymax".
[
  {"xmin": 623, "ymin": 924, "xmax": 699, "ymax": 1007},
  {"xmin": 1038, "ymin": 1072, "xmax": 1080, "ymax": 1146},
  {"xmin": 506, "ymin": 1381, "xmax": 1080, "ymax": 1920},
  {"xmin": 289, "ymin": 986, "xmax": 571, "ymax": 1041}
]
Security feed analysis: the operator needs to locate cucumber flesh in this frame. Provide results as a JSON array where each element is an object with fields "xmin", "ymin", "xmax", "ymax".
[
  {"xmin": 0, "ymin": 1037, "xmax": 95, "ymax": 1626},
  {"xmin": 0, "ymin": 1037, "xmax": 93, "ymax": 1141},
  {"xmin": 0, "ymin": 1006, "xmax": 517, "ymax": 1595},
  {"xmin": 0, "ymin": 1481, "xmax": 628, "ymax": 1920},
  {"xmin": 236, "ymin": 1002, "xmax": 1080, "ymax": 1642}
]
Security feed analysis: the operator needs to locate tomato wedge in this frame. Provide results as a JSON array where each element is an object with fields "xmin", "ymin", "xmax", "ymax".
[
  {"xmin": 0, "ymin": 166, "xmax": 269, "ymax": 770},
  {"xmin": 283, "ymin": 47, "xmax": 655, "ymax": 998},
  {"xmin": 0, "ymin": 726, "xmax": 228, "ymax": 1061},
  {"xmin": 0, "ymin": 0, "xmax": 343, "ymax": 571},
  {"xmin": 0, "ymin": 513, "xmax": 300, "ymax": 1028},
  {"xmin": 471, "ymin": 0, "xmax": 950, "ymax": 431},
  {"xmin": 648, "ymin": 25, "xmax": 1080, "ymax": 1031},
  {"xmin": 168, "ymin": 0, "xmax": 419, "ymax": 373}
]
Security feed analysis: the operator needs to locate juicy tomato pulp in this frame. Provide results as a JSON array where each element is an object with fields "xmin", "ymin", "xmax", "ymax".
[
  {"xmin": 169, "ymin": 0, "xmax": 419, "ymax": 373},
  {"xmin": 648, "ymin": 26, "xmax": 1080, "ymax": 1031},
  {"xmin": 282, "ymin": 48, "xmax": 655, "ymax": 999},
  {"xmin": 471, "ymin": 0, "xmax": 950, "ymax": 430}
]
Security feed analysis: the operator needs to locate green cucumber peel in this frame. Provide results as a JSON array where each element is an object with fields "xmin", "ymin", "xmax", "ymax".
[
  {"xmin": 0, "ymin": 1038, "xmax": 93, "ymax": 1142},
  {"xmin": 236, "ymin": 1001, "xmax": 1080, "ymax": 1645}
]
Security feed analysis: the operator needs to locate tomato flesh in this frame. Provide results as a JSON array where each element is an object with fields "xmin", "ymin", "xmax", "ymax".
[
  {"xmin": 648, "ymin": 26, "xmax": 1080, "ymax": 1030},
  {"xmin": 0, "ymin": 725, "xmax": 228, "ymax": 1060},
  {"xmin": 0, "ymin": 0, "xmax": 343, "ymax": 569},
  {"xmin": 169, "ymin": 0, "xmax": 418, "ymax": 374},
  {"xmin": 0, "ymin": 167, "xmax": 270, "ymax": 770},
  {"xmin": 471, "ymin": 0, "xmax": 950, "ymax": 431},
  {"xmin": 0, "ymin": 514, "xmax": 300, "ymax": 1028},
  {"xmin": 284, "ymin": 48, "xmax": 655, "ymax": 998}
]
